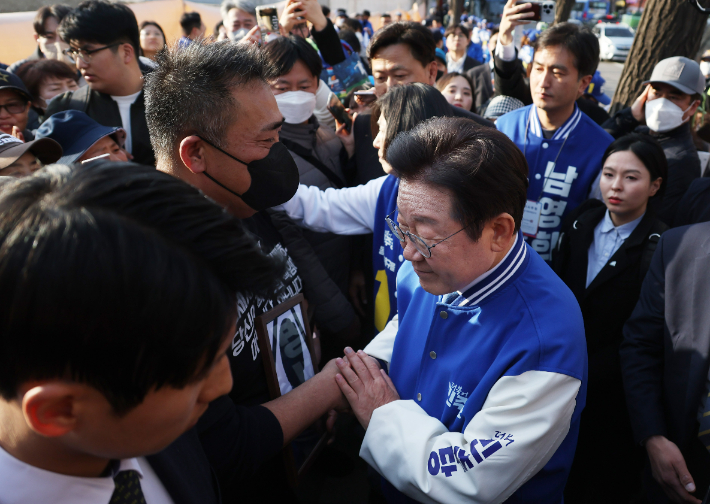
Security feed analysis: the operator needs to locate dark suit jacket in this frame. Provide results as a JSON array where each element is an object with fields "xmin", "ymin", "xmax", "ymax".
[
  {"xmin": 461, "ymin": 55, "xmax": 482, "ymax": 72},
  {"xmin": 674, "ymin": 177, "xmax": 710, "ymax": 227},
  {"xmin": 621, "ymin": 222, "xmax": 710, "ymax": 463},
  {"xmin": 466, "ymin": 63, "xmax": 494, "ymax": 115},
  {"xmin": 144, "ymin": 395, "xmax": 284, "ymax": 504},
  {"xmin": 45, "ymin": 85, "xmax": 155, "ymax": 167}
]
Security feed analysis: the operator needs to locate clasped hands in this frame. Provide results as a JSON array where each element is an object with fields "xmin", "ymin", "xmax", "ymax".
[{"xmin": 331, "ymin": 347, "xmax": 400, "ymax": 429}]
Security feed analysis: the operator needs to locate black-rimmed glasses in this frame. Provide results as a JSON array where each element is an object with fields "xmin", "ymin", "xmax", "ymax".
[
  {"xmin": 0, "ymin": 101, "xmax": 28, "ymax": 115},
  {"xmin": 385, "ymin": 209, "xmax": 469, "ymax": 259},
  {"xmin": 63, "ymin": 42, "xmax": 121, "ymax": 63}
]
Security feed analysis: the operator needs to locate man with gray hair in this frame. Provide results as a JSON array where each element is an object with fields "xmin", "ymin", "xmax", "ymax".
[
  {"xmin": 145, "ymin": 39, "xmax": 357, "ymax": 501},
  {"xmin": 221, "ymin": 0, "xmax": 257, "ymax": 39}
]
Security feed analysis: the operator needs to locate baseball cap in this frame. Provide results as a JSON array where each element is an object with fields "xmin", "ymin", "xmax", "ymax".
[
  {"xmin": 643, "ymin": 56, "xmax": 705, "ymax": 96},
  {"xmin": 585, "ymin": 70, "xmax": 611, "ymax": 105},
  {"xmin": 484, "ymin": 95, "xmax": 525, "ymax": 120},
  {"xmin": 36, "ymin": 110, "xmax": 126, "ymax": 165},
  {"xmin": 0, "ymin": 69, "xmax": 32, "ymax": 102},
  {"xmin": 0, "ymin": 133, "xmax": 62, "ymax": 170}
]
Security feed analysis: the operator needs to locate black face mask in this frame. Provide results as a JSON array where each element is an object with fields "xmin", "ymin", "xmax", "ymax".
[
  {"xmin": 436, "ymin": 69, "xmax": 444, "ymax": 81},
  {"xmin": 198, "ymin": 136, "xmax": 299, "ymax": 212}
]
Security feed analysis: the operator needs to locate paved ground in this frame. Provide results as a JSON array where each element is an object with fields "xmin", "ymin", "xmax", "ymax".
[{"xmin": 598, "ymin": 60, "xmax": 625, "ymax": 102}]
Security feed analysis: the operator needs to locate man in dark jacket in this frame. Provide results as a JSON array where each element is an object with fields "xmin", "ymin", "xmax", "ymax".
[
  {"xmin": 621, "ymin": 222, "xmax": 710, "ymax": 504},
  {"xmin": 8, "ymin": 4, "xmax": 72, "ymax": 74},
  {"xmin": 45, "ymin": 1, "xmax": 155, "ymax": 166},
  {"xmin": 603, "ymin": 57, "xmax": 704, "ymax": 226}
]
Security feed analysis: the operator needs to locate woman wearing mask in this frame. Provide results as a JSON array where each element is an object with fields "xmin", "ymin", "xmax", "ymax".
[
  {"xmin": 15, "ymin": 59, "xmax": 79, "ymax": 115},
  {"xmin": 436, "ymin": 72, "xmax": 474, "ymax": 112},
  {"xmin": 139, "ymin": 21, "xmax": 166, "ymax": 61},
  {"xmin": 278, "ymin": 83, "xmax": 454, "ymax": 334},
  {"xmin": 552, "ymin": 133, "xmax": 668, "ymax": 504}
]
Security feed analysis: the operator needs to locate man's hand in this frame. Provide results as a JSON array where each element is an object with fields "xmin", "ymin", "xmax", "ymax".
[
  {"xmin": 300, "ymin": 0, "xmax": 328, "ymax": 32},
  {"xmin": 239, "ymin": 25, "xmax": 262, "ymax": 45},
  {"xmin": 11, "ymin": 126, "xmax": 24, "ymax": 142},
  {"xmin": 335, "ymin": 348, "xmax": 399, "ymax": 429},
  {"xmin": 335, "ymin": 110, "xmax": 356, "ymax": 158},
  {"xmin": 631, "ymin": 84, "xmax": 652, "ymax": 123},
  {"xmin": 279, "ymin": 1, "xmax": 305, "ymax": 35},
  {"xmin": 499, "ymin": 0, "xmax": 535, "ymax": 47},
  {"xmin": 646, "ymin": 435, "xmax": 701, "ymax": 503}
]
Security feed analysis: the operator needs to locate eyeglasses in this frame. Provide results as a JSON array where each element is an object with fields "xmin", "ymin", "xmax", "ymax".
[
  {"xmin": 385, "ymin": 209, "xmax": 469, "ymax": 258},
  {"xmin": 0, "ymin": 101, "xmax": 28, "ymax": 115},
  {"xmin": 63, "ymin": 42, "xmax": 121, "ymax": 63}
]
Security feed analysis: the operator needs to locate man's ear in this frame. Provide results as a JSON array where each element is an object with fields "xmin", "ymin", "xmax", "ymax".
[
  {"xmin": 577, "ymin": 73, "xmax": 594, "ymax": 98},
  {"xmin": 489, "ymin": 212, "xmax": 516, "ymax": 253},
  {"xmin": 22, "ymin": 384, "xmax": 79, "ymax": 438},
  {"xmin": 426, "ymin": 60, "xmax": 439, "ymax": 86},
  {"xmin": 121, "ymin": 42, "xmax": 136, "ymax": 65},
  {"xmin": 179, "ymin": 135, "xmax": 208, "ymax": 174},
  {"xmin": 684, "ymin": 99, "xmax": 701, "ymax": 121}
]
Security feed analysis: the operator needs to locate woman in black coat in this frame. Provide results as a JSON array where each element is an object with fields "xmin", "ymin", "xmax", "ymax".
[{"xmin": 553, "ymin": 133, "xmax": 669, "ymax": 504}]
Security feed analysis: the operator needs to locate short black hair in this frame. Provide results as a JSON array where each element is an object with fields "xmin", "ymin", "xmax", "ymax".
[
  {"xmin": 363, "ymin": 10, "xmax": 371, "ymax": 16},
  {"xmin": 59, "ymin": 0, "xmax": 140, "ymax": 58},
  {"xmin": 371, "ymin": 83, "xmax": 454, "ymax": 156},
  {"xmin": 601, "ymin": 132, "xmax": 668, "ymax": 202},
  {"xmin": 34, "ymin": 4, "xmax": 72, "ymax": 37},
  {"xmin": 0, "ymin": 162, "xmax": 284, "ymax": 414},
  {"xmin": 338, "ymin": 29, "xmax": 361, "ymax": 54},
  {"xmin": 535, "ymin": 22, "xmax": 599, "ymax": 78},
  {"xmin": 382, "ymin": 13, "xmax": 392, "ymax": 19},
  {"xmin": 444, "ymin": 24, "xmax": 469, "ymax": 39},
  {"xmin": 342, "ymin": 17, "xmax": 362, "ymax": 33},
  {"xmin": 322, "ymin": 5, "xmax": 330, "ymax": 17},
  {"xmin": 369, "ymin": 21, "xmax": 435, "ymax": 67},
  {"xmin": 387, "ymin": 117, "xmax": 529, "ymax": 240},
  {"xmin": 145, "ymin": 40, "xmax": 277, "ymax": 164},
  {"xmin": 262, "ymin": 36, "xmax": 323, "ymax": 80},
  {"xmin": 180, "ymin": 12, "xmax": 202, "ymax": 36}
]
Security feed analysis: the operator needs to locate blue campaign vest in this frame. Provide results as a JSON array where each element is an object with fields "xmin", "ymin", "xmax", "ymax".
[
  {"xmin": 384, "ymin": 234, "xmax": 588, "ymax": 503},
  {"xmin": 371, "ymin": 175, "xmax": 403, "ymax": 333},
  {"xmin": 496, "ymin": 104, "xmax": 613, "ymax": 261}
]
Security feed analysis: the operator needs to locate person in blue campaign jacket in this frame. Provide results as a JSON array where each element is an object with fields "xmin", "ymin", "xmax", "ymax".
[
  {"xmin": 334, "ymin": 117, "xmax": 587, "ymax": 504},
  {"xmin": 495, "ymin": 18, "xmax": 613, "ymax": 261},
  {"xmin": 278, "ymin": 83, "xmax": 454, "ymax": 333}
]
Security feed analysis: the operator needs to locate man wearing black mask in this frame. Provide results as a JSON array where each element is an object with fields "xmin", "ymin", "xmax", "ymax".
[{"xmin": 145, "ymin": 40, "xmax": 353, "ymax": 502}]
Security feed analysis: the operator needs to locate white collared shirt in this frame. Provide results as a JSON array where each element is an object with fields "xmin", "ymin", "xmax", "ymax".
[
  {"xmin": 586, "ymin": 210, "xmax": 644, "ymax": 287},
  {"xmin": 0, "ymin": 445, "xmax": 174, "ymax": 504},
  {"xmin": 447, "ymin": 52, "xmax": 466, "ymax": 74}
]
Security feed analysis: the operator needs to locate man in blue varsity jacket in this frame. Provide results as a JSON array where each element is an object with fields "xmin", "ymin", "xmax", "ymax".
[
  {"xmin": 495, "ymin": 15, "xmax": 613, "ymax": 261},
  {"xmin": 335, "ymin": 117, "xmax": 587, "ymax": 503}
]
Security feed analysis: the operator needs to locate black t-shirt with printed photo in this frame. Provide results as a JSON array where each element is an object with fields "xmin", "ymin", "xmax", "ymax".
[{"xmin": 228, "ymin": 211, "xmax": 303, "ymax": 407}]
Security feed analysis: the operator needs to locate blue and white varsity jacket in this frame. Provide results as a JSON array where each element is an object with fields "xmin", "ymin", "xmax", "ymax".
[
  {"xmin": 496, "ymin": 104, "xmax": 613, "ymax": 261},
  {"xmin": 363, "ymin": 233, "xmax": 587, "ymax": 504}
]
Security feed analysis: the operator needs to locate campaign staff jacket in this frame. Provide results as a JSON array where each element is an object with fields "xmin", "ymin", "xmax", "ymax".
[
  {"xmin": 496, "ymin": 104, "xmax": 613, "ymax": 261},
  {"xmin": 363, "ymin": 234, "xmax": 587, "ymax": 504}
]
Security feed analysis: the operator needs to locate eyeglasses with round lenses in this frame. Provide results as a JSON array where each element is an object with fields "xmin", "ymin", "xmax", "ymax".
[
  {"xmin": 385, "ymin": 209, "xmax": 469, "ymax": 259},
  {"xmin": 63, "ymin": 42, "xmax": 121, "ymax": 63}
]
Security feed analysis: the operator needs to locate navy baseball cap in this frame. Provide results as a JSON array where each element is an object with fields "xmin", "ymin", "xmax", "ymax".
[
  {"xmin": 36, "ymin": 110, "xmax": 126, "ymax": 165},
  {"xmin": 0, "ymin": 69, "xmax": 32, "ymax": 102},
  {"xmin": 585, "ymin": 71, "xmax": 611, "ymax": 105}
]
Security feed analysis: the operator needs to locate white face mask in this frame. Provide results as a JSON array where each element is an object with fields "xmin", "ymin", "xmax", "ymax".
[
  {"xmin": 274, "ymin": 91, "xmax": 317, "ymax": 124},
  {"xmin": 645, "ymin": 97, "xmax": 693, "ymax": 133},
  {"xmin": 701, "ymin": 61, "xmax": 710, "ymax": 77}
]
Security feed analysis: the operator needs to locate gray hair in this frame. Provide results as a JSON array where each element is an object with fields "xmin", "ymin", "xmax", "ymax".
[
  {"xmin": 144, "ymin": 40, "xmax": 276, "ymax": 165},
  {"xmin": 221, "ymin": 0, "xmax": 256, "ymax": 20}
]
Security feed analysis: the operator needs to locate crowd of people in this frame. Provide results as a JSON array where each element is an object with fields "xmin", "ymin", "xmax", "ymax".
[{"xmin": 0, "ymin": 0, "xmax": 709, "ymax": 503}]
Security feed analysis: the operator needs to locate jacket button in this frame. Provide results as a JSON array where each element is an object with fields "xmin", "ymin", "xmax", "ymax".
[
  {"xmin": 430, "ymin": 351, "xmax": 437, "ymax": 359},
  {"xmin": 440, "ymin": 311, "xmax": 448, "ymax": 319},
  {"xmin": 417, "ymin": 393, "xmax": 422, "ymax": 401}
]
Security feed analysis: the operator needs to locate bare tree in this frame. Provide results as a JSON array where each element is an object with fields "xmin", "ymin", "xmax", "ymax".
[
  {"xmin": 554, "ymin": 0, "xmax": 576, "ymax": 24},
  {"xmin": 610, "ymin": 0, "xmax": 708, "ymax": 114}
]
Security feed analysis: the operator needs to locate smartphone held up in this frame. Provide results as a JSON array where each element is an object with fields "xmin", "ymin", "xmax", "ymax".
[{"xmin": 514, "ymin": 0, "xmax": 555, "ymax": 23}]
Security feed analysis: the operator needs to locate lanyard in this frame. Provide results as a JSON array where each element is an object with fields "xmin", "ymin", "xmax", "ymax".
[{"xmin": 523, "ymin": 109, "xmax": 571, "ymax": 202}]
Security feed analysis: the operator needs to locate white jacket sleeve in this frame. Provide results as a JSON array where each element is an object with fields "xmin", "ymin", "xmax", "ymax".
[
  {"xmin": 363, "ymin": 314, "xmax": 398, "ymax": 368},
  {"xmin": 276, "ymin": 176, "xmax": 387, "ymax": 235},
  {"xmin": 360, "ymin": 370, "xmax": 581, "ymax": 504}
]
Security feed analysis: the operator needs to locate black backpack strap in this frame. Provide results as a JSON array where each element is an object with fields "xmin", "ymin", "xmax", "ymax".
[
  {"xmin": 280, "ymin": 137, "xmax": 345, "ymax": 189},
  {"xmin": 640, "ymin": 232, "xmax": 662, "ymax": 282},
  {"xmin": 67, "ymin": 85, "xmax": 91, "ymax": 113}
]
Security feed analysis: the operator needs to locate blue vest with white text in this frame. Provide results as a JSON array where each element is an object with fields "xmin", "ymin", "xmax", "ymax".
[
  {"xmin": 385, "ymin": 234, "xmax": 587, "ymax": 503},
  {"xmin": 372, "ymin": 175, "xmax": 402, "ymax": 333},
  {"xmin": 496, "ymin": 104, "xmax": 613, "ymax": 261}
]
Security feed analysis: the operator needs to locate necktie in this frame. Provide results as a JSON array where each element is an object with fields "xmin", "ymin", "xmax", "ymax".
[
  {"xmin": 109, "ymin": 470, "xmax": 146, "ymax": 504},
  {"xmin": 698, "ymin": 392, "xmax": 710, "ymax": 451}
]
